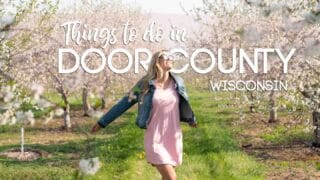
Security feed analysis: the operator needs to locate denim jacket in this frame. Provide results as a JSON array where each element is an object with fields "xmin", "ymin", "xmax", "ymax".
[{"xmin": 97, "ymin": 72, "xmax": 197, "ymax": 129}]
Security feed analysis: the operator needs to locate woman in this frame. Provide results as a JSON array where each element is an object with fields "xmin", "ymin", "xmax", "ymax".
[{"xmin": 91, "ymin": 50, "xmax": 197, "ymax": 180}]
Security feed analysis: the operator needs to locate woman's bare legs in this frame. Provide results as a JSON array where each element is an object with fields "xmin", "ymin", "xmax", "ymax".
[{"xmin": 155, "ymin": 164, "xmax": 177, "ymax": 180}]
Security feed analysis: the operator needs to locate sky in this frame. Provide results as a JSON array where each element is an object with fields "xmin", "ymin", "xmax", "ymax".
[
  {"xmin": 122, "ymin": 0, "xmax": 203, "ymax": 14},
  {"xmin": 57, "ymin": 0, "xmax": 203, "ymax": 15},
  {"xmin": 0, "ymin": 0, "xmax": 203, "ymax": 16}
]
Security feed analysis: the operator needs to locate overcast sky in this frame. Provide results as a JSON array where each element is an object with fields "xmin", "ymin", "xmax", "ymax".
[
  {"xmin": 122, "ymin": 0, "xmax": 203, "ymax": 14},
  {"xmin": 57, "ymin": 0, "xmax": 203, "ymax": 15}
]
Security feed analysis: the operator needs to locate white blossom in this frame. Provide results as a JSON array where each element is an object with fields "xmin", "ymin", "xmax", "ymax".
[
  {"xmin": 98, "ymin": 87, "xmax": 105, "ymax": 98},
  {"xmin": 44, "ymin": 111, "xmax": 54, "ymax": 124},
  {"xmin": 283, "ymin": 17, "xmax": 306, "ymax": 33},
  {"xmin": 298, "ymin": 81, "xmax": 304, "ymax": 91},
  {"xmin": 31, "ymin": 84, "xmax": 44, "ymax": 100},
  {"xmin": 79, "ymin": 157, "xmax": 100, "ymax": 175},
  {"xmin": 25, "ymin": 110, "xmax": 35, "ymax": 125},
  {"xmin": 305, "ymin": 38, "xmax": 320, "ymax": 57},
  {"xmin": 15, "ymin": 110, "xmax": 35, "ymax": 126},
  {"xmin": 0, "ymin": 114, "xmax": 7, "ymax": 125},
  {"xmin": 242, "ymin": 94, "xmax": 249, "ymax": 102},
  {"xmin": 15, "ymin": 111, "xmax": 25, "ymax": 121},
  {"xmin": 36, "ymin": 99, "xmax": 53, "ymax": 109},
  {"xmin": 288, "ymin": 95, "xmax": 295, "ymax": 102},
  {"xmin": 0, "ymin": 4, "xmax": 17, "ymax": 27},
  {"xmin": 242, "ymin": 26, "xmax": 261, "ymax": 43},
  {"xmin": 3, "ymin": 92, "xmax": 14, "ymax": 102},
  {"xmin": 89, "ymin": 92, "xmax": 95, "ymax": 98},
  {"xmin": 270, "ymin": 3, "xmax": 283, "ymax": 12},
  {"xmin": 316, "ymin": 88, "xmax": 320, "ymax": 96},
  {"xmin": 88, "ymin": 109, "xmax": 104, "ymax": 119},
  {"xmin": 304, "ymin": 126, "xmax": 311, "ymax": 133},
  {"xmin": 9, "ymin": 116, "xmax": 16, "ymax": 125},
  {"xmin": 54, "ymin": 108, "xmax": 64, "ymax": 116},
  {"xmin": 12, "ymin": 101, "xmax": 20, "ymax": 109}
]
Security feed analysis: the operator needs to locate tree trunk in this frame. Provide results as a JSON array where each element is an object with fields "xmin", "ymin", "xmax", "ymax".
[
  {"xmin": 111, "ymin": 90, "xmax": 115, "ymax": 100},
  {"xmin": 268, "ymin": 90, "xmax": 278, "ymax": 123},
  {"xmin": 208, "ymin": 82, "xmax": 212, "ymax": 92},
  {"xmin": 249, "ymin": 92, "xmax": 255, "ymax": 113},
  {"xmin": 82, "ymin": 87, "xmax": 92, "ymax": 116},
  {"xmin": 64, "ymin": 103, "xmax": 71, "ymax": 129},
  {"xmin": 101, "ymin": 97, "xmax": 106, "ymax": 109},
  {"xmin": 60, "ymin": 91, "xmax": 71, "ymax": 129},
  {"xmin": 299, "ymin": 89, "xmax": 320, "ymax": 147},
  {"xmin": 21, "ymin": 127, "xmax": 24, "ymax": 154},
  {"xmin": 312, "ymin": 106, "xmax": 320, "ymax": 147}
]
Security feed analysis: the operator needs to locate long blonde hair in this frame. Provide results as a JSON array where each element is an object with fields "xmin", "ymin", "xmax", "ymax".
[
  {"xmin": 140, "ymin": 50, "xmax": 169, "ymax": 97},
  {"xmin": 127, "ymin": 50, "xmax": 170, "ymax": 103}
]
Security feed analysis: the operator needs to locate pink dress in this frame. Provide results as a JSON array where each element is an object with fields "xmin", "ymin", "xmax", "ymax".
[{"xmin": 144, "ymin": 79, "xmax": 183, "ymax": 167}]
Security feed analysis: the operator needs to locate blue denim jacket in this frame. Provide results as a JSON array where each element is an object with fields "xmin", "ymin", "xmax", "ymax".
[{"xmin": 97, "ymin": 72, "xmax": 197, "ymax": 129}]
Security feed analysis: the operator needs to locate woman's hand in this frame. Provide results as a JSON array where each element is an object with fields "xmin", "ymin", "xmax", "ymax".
[{"xmin": 91, "ymin": 123, "xmax": 102, "ymax": 133}]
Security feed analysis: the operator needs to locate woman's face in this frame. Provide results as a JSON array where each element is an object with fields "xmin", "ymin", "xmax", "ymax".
[{"xmin": 158, "ymin": 53, "xmax": 174, "ymax": 71}]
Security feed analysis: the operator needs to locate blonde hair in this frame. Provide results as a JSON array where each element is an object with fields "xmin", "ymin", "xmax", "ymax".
[
  {"xmin": 128, "ymin": 50, "xmax": 168, "ymax": 102},
  {"xmin": 131, "ymin": 50, "xmax": 169, "ymax": 101}
]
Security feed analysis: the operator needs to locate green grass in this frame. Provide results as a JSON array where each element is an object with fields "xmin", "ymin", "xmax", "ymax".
[
  {"xmin": 0, "ymin": 89, "xmax": 266, "ymax": 179},
  {"xmin": 261, "ymin": 125, "xmax": 313, "ymax": 145}
]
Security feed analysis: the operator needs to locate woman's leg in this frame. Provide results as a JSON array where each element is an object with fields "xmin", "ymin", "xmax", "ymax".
[{"xmin": 155, "ymin": 164, "xmax": 177, "ymax": 180}]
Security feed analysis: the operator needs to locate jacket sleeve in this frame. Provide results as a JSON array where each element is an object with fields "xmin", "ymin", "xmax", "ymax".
[
  {"xmin": 179, "ymin": 78, "xmax": 189, "ymax": 101},
  {"xmin": 97, "ymin": 78, "xmax": 144, "ymax": 128},
  {"xmin": 179, "ymin": 76, "xmax": 196, "ymax": 126}
]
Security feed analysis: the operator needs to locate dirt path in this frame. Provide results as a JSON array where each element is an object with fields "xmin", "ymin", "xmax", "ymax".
[{"xmin": 233, "ymin": 112, "xmax": 320, "ymax": 180}]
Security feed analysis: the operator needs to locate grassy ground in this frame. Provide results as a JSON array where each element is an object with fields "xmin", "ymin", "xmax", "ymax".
[{"xmin": 3, "ymin": 86, "xmax": 313, "ymax": 179}]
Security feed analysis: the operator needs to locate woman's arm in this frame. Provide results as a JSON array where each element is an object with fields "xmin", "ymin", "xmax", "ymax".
[
  {"xmin": 93, "ymin": 78, "xmax": 144, "ymax": 130},
  {"xmin": 97, "ymin": 95, "xmax": 138, "ymax": 128}
]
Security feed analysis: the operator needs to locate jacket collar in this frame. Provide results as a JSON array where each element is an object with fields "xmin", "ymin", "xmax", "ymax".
[{"xmin": 148, "ymin": 71, "xmax": 179, "ymax": 88}]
